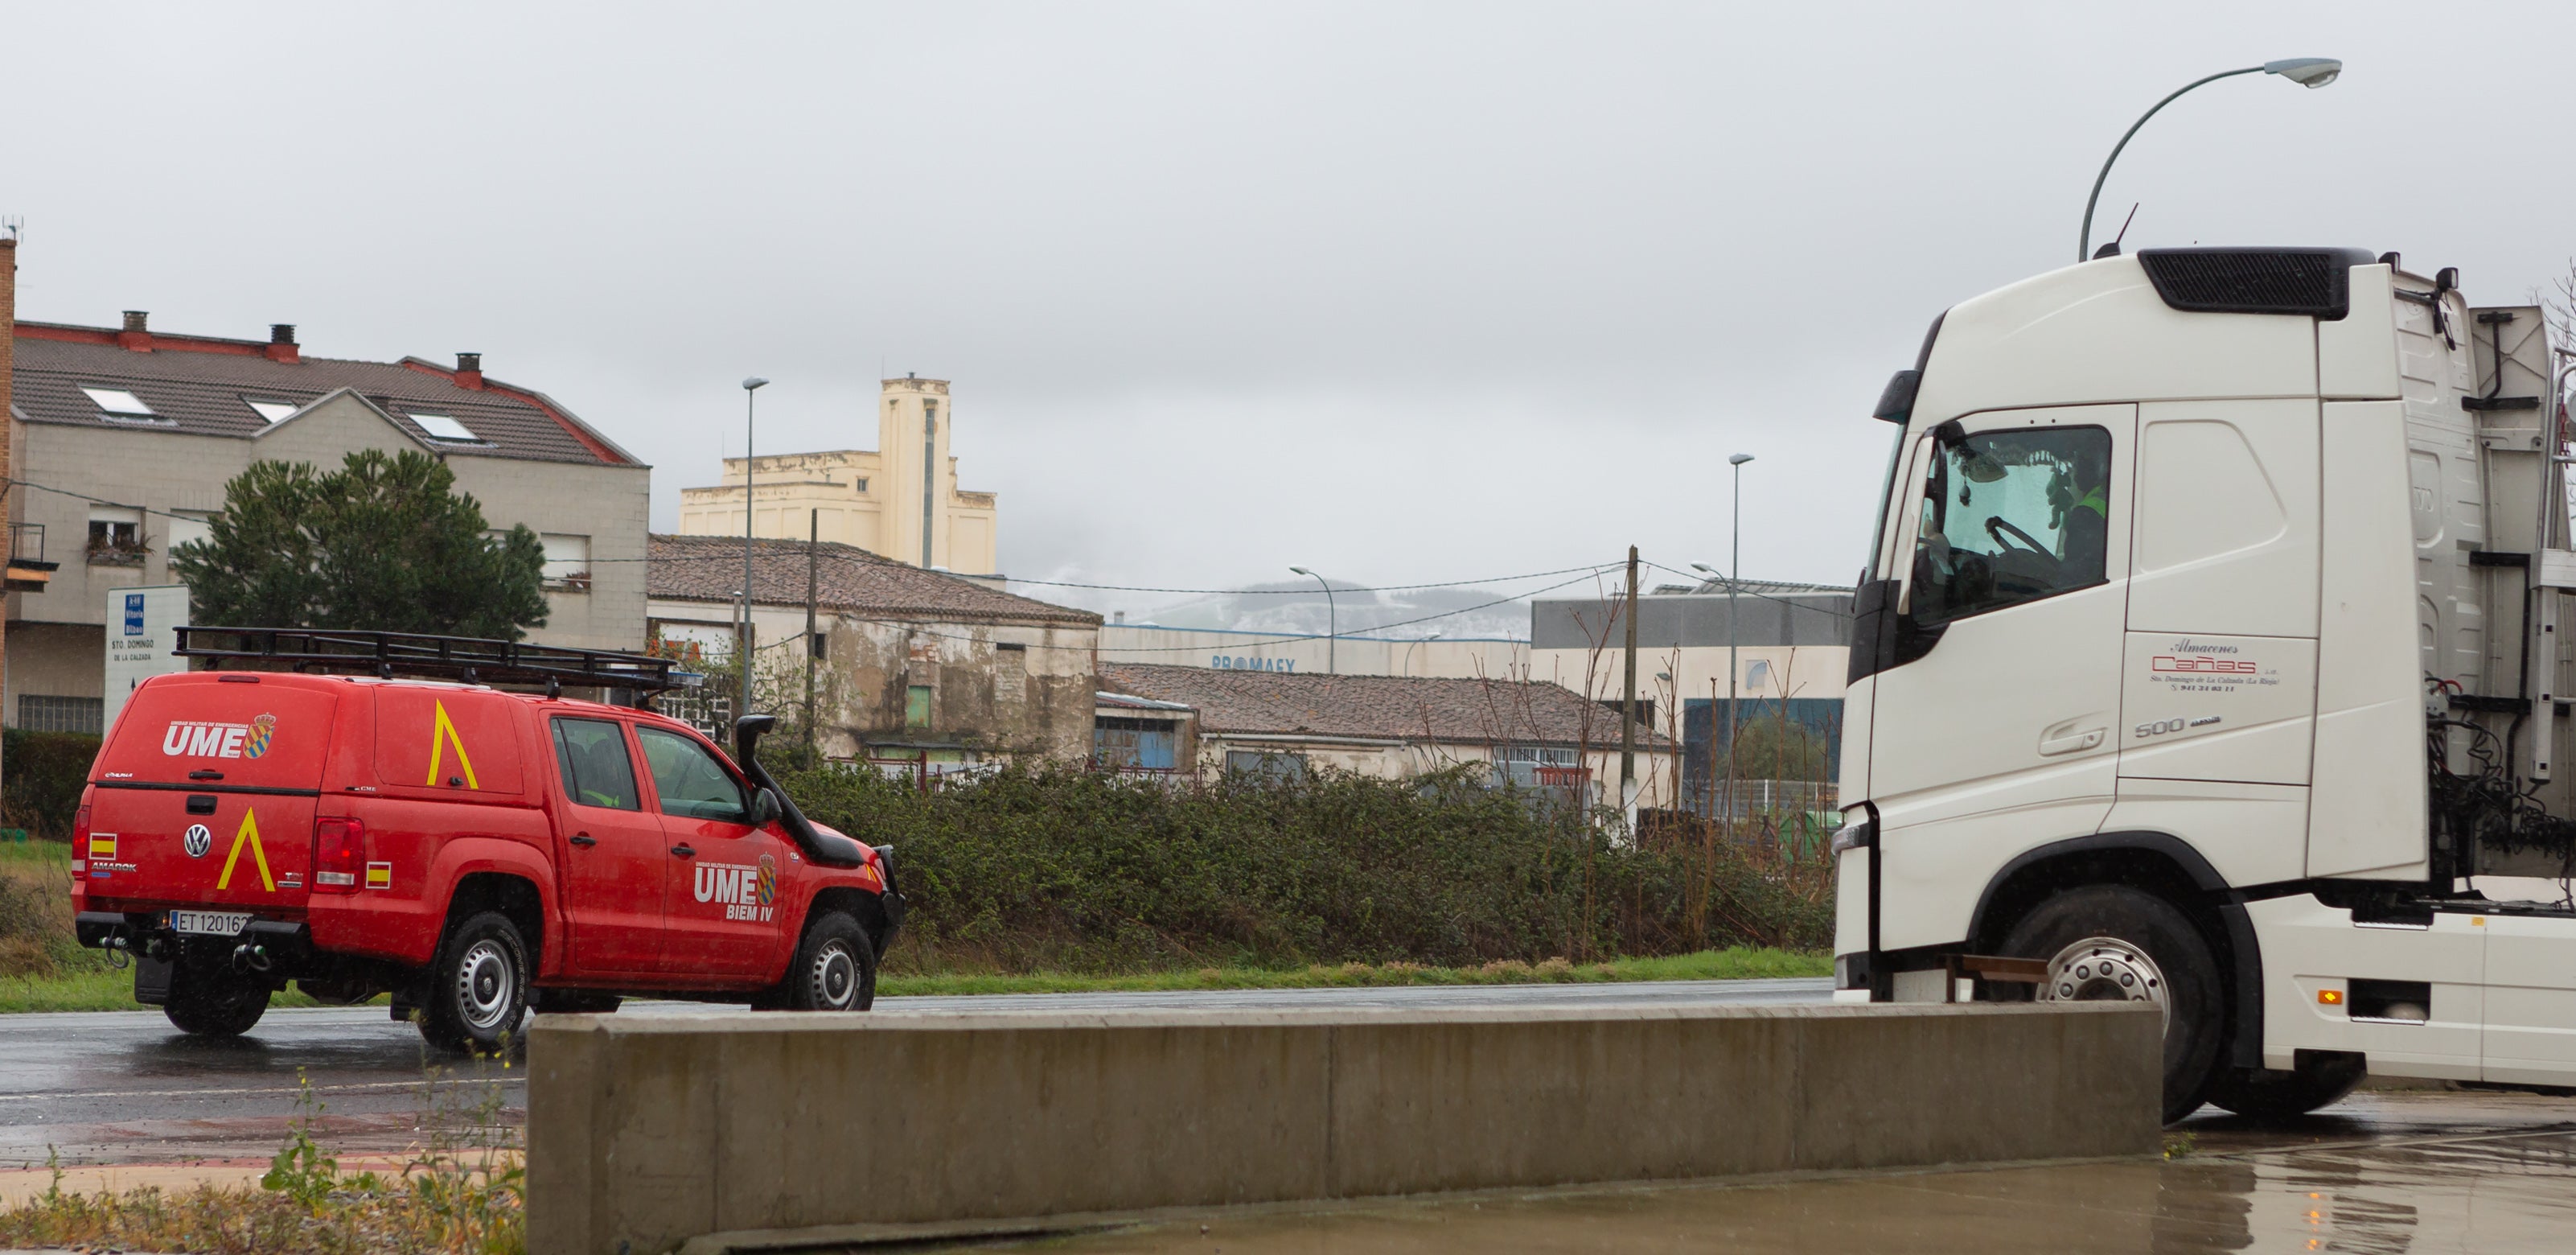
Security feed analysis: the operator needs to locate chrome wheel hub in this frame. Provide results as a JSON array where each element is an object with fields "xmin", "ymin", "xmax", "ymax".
[
  {"xmin": 456, "ymin": 940, "xmax": 516, "ymax": 1031},
  {"xmin": 812, "ymin": 941, "xmax": 858, "ymax": 1010},
  {"xmin": 2038, "ymin": 936, "xmax": 2168, "ymax": 1031}
]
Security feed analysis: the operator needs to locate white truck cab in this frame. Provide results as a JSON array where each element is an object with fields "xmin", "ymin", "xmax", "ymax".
[{"xmin": 1839, "ymin": 247, "xmax": 2576, "ymax": 1122}]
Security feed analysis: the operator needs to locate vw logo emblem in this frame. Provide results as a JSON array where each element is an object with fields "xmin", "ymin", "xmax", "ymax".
[{"xmin": 182, "ymin": 824, "xmax": 212, "ymax": 858}]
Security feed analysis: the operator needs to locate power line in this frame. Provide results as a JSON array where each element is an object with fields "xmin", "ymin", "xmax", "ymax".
[
  {"xmin": 1637, "ymin": 560, "xmax": 1855, "ymax": 619},
  {"xmin": 4, "ymin": 476, "xmax": 206, "ymax": 524},
  {"xmin": 591, "ymin": 551, "xmax": 1617, "ymax": 595},
  {"xmin": 696, "ymin": 565, "xmax": 1616, "ymax": 656}
]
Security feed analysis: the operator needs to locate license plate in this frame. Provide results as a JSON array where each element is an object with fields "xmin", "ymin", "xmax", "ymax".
[{"xmin": 170, "ymin": 911, "xmax": 253, "ymax": 937}]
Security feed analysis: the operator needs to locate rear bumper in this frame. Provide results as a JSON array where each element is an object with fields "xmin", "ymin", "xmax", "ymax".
[{"xmin": 76, "ymin": 910, "xmax": 318, "ymax": 970}]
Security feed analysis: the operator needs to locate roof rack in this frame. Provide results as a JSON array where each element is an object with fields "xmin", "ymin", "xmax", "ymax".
[{"xmin": 172, "ymin": 627, "xmax": 700, "ymax": 694}]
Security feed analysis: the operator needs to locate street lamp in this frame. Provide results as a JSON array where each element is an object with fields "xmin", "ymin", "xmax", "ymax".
[
  {"xmin": 1406, "ymin": 629, "xmax": 1444, "ymax": 677},
  {"xmin": 1725, "ymin": 453, "xmax": 1753, "ymax": 824},
  {"xmin": 2078, "ymin": 58, "xmax": 2342, "ymax": 263},
  {"xmin": 1290, "ymin": 566, "xmax": 1334, "ymax": 674},
  {"xmin": 739, "ymin": 376, "xmax": 770, "ymax": 725}
]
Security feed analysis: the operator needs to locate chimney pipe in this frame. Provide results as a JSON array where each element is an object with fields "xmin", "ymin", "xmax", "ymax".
[
  {"xmin": 265, "ymin": 322, "xmax": 299, "ymax": 364},
  {"xmin": 117, "ymin": 310, "xmax": 152, "ymax": 352},
  {"xmin": 455, "ymin": 352, "xmax": 484, "ymax": 389}
]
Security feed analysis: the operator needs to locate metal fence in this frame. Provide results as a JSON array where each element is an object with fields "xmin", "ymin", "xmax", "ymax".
[{"xmin": 1687, "ymin": 778, "xmax": 1839, "ymax": 824}]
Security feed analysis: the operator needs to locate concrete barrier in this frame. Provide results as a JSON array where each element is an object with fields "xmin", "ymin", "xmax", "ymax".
[{"xmin": 528, "ymin": 1002, "xmax": 2159, "ymax": 1254}]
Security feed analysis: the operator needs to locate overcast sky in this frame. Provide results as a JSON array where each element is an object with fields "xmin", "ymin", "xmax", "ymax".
[{"xmin": 7, "ymin": 2, "xmax": 2574, "ymax": 619}]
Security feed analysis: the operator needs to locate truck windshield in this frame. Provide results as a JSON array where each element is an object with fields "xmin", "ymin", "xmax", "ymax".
[{"xmin": 1909, "ymin": 426, "xmax": 2111, "ymax": 623}]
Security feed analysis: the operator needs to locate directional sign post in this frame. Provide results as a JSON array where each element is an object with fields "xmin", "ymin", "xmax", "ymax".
[{"xmin": 103, "ymin": 584, "xmax": 190, "ymax": 731}]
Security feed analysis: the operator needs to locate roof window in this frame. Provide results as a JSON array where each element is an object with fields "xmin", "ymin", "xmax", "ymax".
[
  {"xmin": 80, "ymin": 387, "xmax": 154, "ymax": 417},
  {"xmin": 245, "ymin": 399, "xmax": 300, "ymax": 423},
  {"xmin": 407, "ymin": 413, "xmax": 483, "ymax": 442}
]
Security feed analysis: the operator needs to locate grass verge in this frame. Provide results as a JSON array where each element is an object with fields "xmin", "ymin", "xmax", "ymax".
[
  {"xmin": 0, "ymin": 948, "xmax": 1827, "ymax": 1013},
  {"xmin": 875, "ymin": 947, "xmax": 1830, "ymax": 997}
]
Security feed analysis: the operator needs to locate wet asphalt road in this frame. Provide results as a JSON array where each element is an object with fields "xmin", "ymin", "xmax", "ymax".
[
  {"xmin": 0, "ymin": 977, "xmax": 1834, "ymax": 1166},
  {"xmin": 1035, "ymin": 1089, "xmax": 2576, "ymax": 1255}
]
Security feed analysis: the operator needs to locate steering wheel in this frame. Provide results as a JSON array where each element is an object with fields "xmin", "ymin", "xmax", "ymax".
[{"xmin": 1985, "ymin": 516, "xmax": 2059, "ymax": 568}]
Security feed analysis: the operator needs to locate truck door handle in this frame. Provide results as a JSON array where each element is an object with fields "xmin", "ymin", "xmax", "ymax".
[
  {"xmin": 569, "ymin": 834, "xmax": 597, "ymax": 847},
  {"xmin": 2038, "ymin": 726, "xmax": 2106, "ymax": 756},
  {"xmin": 671, "ymin": 844, "xmax": 696, "ymax": 858}
]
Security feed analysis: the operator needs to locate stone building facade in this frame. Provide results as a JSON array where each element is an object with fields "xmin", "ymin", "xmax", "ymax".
[
  {"xmin": 676, "ymin": 375, "xmax": 999, "ymax": 575},
  {"xmin": 647, "ymin": 533, "xmax": 1097, "ymax": 770},
  {"xmin": 5, "ymin": 314, "xmax": 648, "ymax": 732},
  {"xmin": 1095, "ymin": 663, "xmax": 1676, "ymax": 807}
]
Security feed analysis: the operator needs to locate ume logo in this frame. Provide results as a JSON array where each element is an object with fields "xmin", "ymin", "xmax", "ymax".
[
  {"xmin": 695, "ymin": 858, "xmax": 778, "ymax": 923},
  {"xmin": 162, "ymin": 714, "xmax": 277, "ymax": 760}
]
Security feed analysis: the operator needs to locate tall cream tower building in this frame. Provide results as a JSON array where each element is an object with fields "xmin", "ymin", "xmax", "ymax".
[{"xmin": 677, "ymin": 374, "xmax": 999, "ymax": 574}]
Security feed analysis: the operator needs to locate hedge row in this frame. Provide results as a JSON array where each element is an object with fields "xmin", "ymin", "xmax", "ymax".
[
  {"xmin": 781, "ymin": 763, "xmax": 1832, "ymax": 973},
  {"xmin": 1, "ymin": 730, "xmax": 100, "ymax": 841}
]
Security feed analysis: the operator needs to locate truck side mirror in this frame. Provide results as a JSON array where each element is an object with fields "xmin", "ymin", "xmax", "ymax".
[{"xmin": 752, "ymin": 787, "xmax": 782, "ymax": 827}]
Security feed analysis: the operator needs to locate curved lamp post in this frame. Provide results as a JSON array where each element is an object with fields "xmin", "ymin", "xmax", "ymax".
[
  {"xmin": 1406, "ymin": 628, "xmax": 1444, "ymax": 677},
  {"xmin": 1290, "ymin": 566, "xmax": 1334, "ymax": 674},
  {"xmin": 2078, "ymin": 58, "xmax": 2342, "ymax": 263}
]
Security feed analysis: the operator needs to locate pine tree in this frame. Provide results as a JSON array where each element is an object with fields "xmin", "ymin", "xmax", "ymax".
[{"xmin": 171, "ymin": 450, "xmax": 551, "ymax": 640}]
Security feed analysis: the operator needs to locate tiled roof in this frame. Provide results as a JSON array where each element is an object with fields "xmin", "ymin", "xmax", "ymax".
[
  {"xmin": 649, "ymin": 533, "xmax": 1100, "ymax": 627},
  {"xmin": 1099, "ymin": 663, "xmax": 1670, "ymax": 749},
  {"xmin": 8, "ymin": 325, "xmax": 635, "ymax": 466}
]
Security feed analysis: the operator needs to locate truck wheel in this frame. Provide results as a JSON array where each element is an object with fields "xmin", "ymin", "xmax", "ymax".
[
  {"xmin": 2002, "ymin": 885, "xmax": 2226, "ymax": 1125},
  {"xmin": 783, "ymin": 911, "xmax": 877, "ymax": 1011},
  {"xmin": 417, "ymin": 912, "xmax": 530, "ymax": 1055},
  {"xmin": 164, "ymin": 965, "xmax": 270, "ymax": 1037},
  {"xmin": 2207, "ymin": 1054, "xmax": 2365, "ymax": 1120}
]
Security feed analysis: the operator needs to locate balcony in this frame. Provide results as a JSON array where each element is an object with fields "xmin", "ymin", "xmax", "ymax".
[{"xmin": 4, "ymin": 524, "xmax": 56, "ymax": 593}]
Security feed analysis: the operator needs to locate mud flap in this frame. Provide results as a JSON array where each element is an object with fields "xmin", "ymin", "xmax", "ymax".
[{"xmin": 133, "ymin": 955, "xmax": 174, "ymax": 1006}]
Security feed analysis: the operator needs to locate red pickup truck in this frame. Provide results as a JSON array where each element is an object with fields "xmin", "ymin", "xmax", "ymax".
[{"xmin": 72, "ymin": 639, "xmax": 903, "ymax": 1054}]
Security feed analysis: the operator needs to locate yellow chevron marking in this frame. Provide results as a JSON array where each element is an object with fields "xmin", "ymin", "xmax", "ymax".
[
  {"xmin": 425, "ymin": 700, "xmax": 480, "ymax": 789},
  {"xmin": 216, "ymin": 808, "xmax": 274, "ymax": 892}
]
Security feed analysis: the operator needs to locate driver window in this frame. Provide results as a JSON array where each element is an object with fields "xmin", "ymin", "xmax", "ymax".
[
  {"xmin": 1909, "ymin": 426, "xmax": 2111, "ymax": 624},
  {"xmin": 634, "ymin": 726, "xmax": 752, "ymax": 824}
]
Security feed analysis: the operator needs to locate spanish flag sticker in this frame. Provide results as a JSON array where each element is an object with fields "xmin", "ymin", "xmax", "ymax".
[
  {"xmin": 87, "ymin": 833, "xmax": 117, "ymax": 861},
  {"xmin": 365, "ymin": 862, "xmax": 393, "ymax": 891}
]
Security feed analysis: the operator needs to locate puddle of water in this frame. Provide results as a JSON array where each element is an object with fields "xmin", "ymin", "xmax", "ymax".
[{"xmin": 997, "ymin": 1129, "xmax": 2576, "ymax": 1255}]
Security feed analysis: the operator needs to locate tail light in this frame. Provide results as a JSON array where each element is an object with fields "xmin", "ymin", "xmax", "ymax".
[
  {"xmin": 71, "ymin": 805, "xmax": 91, "ymax": 883},
  {"xmin": 313, "ymin": 817, "xmax": 364, "ymax": 892}
]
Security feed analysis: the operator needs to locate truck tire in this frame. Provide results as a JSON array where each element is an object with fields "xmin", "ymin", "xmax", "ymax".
[
  {"xmin": 2206, "ymin": 1054, "xmax": 2365, "ymax": 1120},
  {"xmin": 2001, "ymin": 885, "xmax": 2226, "ymax": 1125},
  {"xmin": 782, "ymin": 911, "xmax": 876, "ymax": 1011},
  {"xmin": 417, "ymin": 912, "xmax": 530, "ymax": 1055},
  {"xmin": 164, "ymin": 965, "xmax": 270, "ymax": 1037}
]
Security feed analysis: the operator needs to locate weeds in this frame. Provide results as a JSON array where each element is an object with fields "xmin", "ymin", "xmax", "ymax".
[
  {"xmin": 0, "ymin": 1066, "xmax": 527, "ymax": 1254},
  {"xmin": 261, "ymin": 1071, "xmax": 341, "ymax": 1208}
]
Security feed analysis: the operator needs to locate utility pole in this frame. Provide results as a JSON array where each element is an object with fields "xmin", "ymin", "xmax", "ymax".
[
  {"xmin": 738, "ymin": 376, "xmax": 770, "ymax": 726},
  {"xmin": 1620, "ymin": 545, "xmax": 1640, "ymax": 818},
  {"xmin": 1726, "ymin": 453, "xmax": 1754, "ymax": 829},
  {"xmin": 0, "ymin": 230, "xmax": 16, "ymax": 795},
  {"xmin": 804, "ymin": 509, "xmax": 820, "ymax": 763}
]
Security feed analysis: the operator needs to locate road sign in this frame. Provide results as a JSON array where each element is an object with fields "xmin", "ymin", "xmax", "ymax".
[{"xmin": 104, "ymin": 585, "xmax": 189, "ymax": 731}]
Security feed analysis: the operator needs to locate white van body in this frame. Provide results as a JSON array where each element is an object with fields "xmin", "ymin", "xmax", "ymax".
[{"xmin": 1836, "ymin": 248, "xmax": 2576, "ymax": 1121}]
